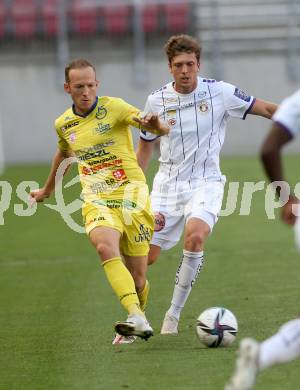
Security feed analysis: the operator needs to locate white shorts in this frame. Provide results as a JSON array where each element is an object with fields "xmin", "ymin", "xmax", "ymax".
[{"xmin": 150, "ymin": 180, "xmax": 225, "ymax": 250}]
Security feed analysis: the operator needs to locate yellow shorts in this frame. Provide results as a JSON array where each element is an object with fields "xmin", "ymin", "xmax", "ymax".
[{"xmin": 82, "ymin": 198, "xmax": 154, "ymax": 257}]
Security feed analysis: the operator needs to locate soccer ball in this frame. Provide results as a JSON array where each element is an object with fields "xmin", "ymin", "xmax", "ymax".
[{"xmin": 196, "ymin": 307, "xmax": 238, "ymax": 348}]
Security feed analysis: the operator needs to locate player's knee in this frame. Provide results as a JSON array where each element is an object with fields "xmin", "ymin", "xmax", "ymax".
[
  {"xmin": 184, "ymin": 231, "xmax": 206, "ymax": 251},
  {"xmin": 95, "ymin": 241, "xmax": 113, "ymax": 260}
]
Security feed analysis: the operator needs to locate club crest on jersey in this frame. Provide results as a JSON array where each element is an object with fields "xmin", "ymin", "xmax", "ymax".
[
  {"xmin": 154, "ymin": 212, "xmax": 165, "ymax": 232},
  {"xmin": 199, "ymin": 100, "xmax": 210, "ymax": 113},
  {"xmin": 168, "ymin": 118, "xmax": 177, "ymax": 126},
  {"xmin": 96, "ymin": 105, "xmax": 107, "ymax": 120}
]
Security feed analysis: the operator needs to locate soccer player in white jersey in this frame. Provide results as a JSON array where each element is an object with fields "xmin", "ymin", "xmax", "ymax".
[
  {"xmin": 136, "ymin": 34, "xmax": 277, "ymax": 335},
  {"xmin": 225, "ymin": 90, "xmax": 300, "ymax": 390}
]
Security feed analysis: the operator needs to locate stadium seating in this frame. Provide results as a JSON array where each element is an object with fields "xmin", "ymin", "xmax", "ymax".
[
  {"xmin": 11, "ymin": 0, "xmax": 38, "ymax": 38},
  {"xmin": 164, "ymin": 2, "xmax": 190, "ymax": 32},
  {"xmin": 102, "ymin": 4, "xmax": 131, "ymax": 34},
  {"xmin": 0, "ymin": 0, "xmax": 194, "ymax": 39},
  {"xmin": 70, "ymin": 0, "xmax": 98, "ymax": 35},
  {"xmin": 0, "ymin": 0, "xmax": 5, "ymax": 37},
  {"xmin": 142, "ymin": 4, "xmax": 160, "ymax": 33},
  {"xmin": 41, "ymin": 0, "xmax": 59, "ymax": 37}
]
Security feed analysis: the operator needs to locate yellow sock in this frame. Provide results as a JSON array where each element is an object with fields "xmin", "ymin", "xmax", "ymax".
[
  {"xmin": 103, "ymin": 257, "xmax": 143, "ymax": 315},
  {"xmin": 137, "ymin": 280, "xmax": 150, "ymax": 312}
]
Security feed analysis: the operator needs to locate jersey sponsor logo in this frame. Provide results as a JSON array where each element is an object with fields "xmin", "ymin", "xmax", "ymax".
[
  {"xmin": 112, "ymin": 169, "xmax": 127, "ymax": 181},
  {"xmin": 165, "ymin": 97, "xmax": 178, "ymax": 104},
  {"xmin": 92, "ymin": 199, "xmax": 137, "ymax": 210},
  {"xmin": 234, "ymin": 87, "xmax": 251, "ymax": 102},
  {"xmin": 87, "ymin": 154, "xmax": 117, "ymax": 166},
  {"xmin": 78, "ymin": 149, "xmax": 110, "ymax": 162},
  {"xmin": 90, "ymin": 178, "xmax": 118, "ymax": 192},
  {"xmin": 165, "ymin": 100, "xmax": 196, "ymax": 112},
  {"xmin": 86, "ymin": 215, "xmax": 105, "ymax": 225},
  {"xmin": 95, "ymin": 105, "xmax": 107, "ymax": 120},
  {"xmin": 93, "ymin": 123, "xmax": 111, "ymax": 135},
  {"xmin": 81, "ymin": 158, "xmax": 122, "ymax": 175},
  {"xmin": 90, "ymin": 179, "xmax": 130, "ymax": 194},
  {"xmin": 154, "ymin": 212, "xmax": 165, "ymax": 232},
  {"xmin": 166, "ymin": 110, "xmax": 176, "ymax": 117},
  {"xmin": 134, "ymin": 224, "xmax": 151, "ymax": 242},
  {"xmin": 166, "ymin": 109, "xmax": 177, "ymax": 126},
  {"xmin": 199, "ymin": 100, "xmax": 210, "ymax": 113},
  {"xmin": 61, "ymin": 120, "xmax": 79, "ymax": 132},
  {"xmin": 76, "ymin": 140, "xmax": 114, "ymax": 156}
]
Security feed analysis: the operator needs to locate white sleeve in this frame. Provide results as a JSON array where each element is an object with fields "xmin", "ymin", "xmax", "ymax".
[
  {"xmin": 222, "ymin": 81, "xmax": 255, "ymax": 120},
  {"xmin": 139, "ymin": 96, "xmax": 160, "ymax": 142},
  {"xmin": 272, "ymin": 90, "xmax": 300, "ymax": 137}
]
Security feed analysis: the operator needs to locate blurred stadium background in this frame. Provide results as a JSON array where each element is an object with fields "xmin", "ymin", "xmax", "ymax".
[{"xmin": 0, "ymin": 0, "xmax": 300, "ymax": 167}]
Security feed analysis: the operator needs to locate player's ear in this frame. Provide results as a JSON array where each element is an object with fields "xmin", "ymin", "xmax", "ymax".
[
  {"xmin": 64, "ymin": 82, "xmax": 70, "ymax": 94},
  {"xmin": 197, "ymin": 61, "xmax": 200, "ymax": 71},
  {"xmin": 96, "ymin": 79, "xmax": 99, "ymax": 88}
]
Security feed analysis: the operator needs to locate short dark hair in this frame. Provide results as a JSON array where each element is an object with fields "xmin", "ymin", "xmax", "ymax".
[
  {"xmin": 164, "ymin": 34, "xmax": 201, "ymax": 64},
  {"xmin": 65, "ymin": 59, "xmax": 96, "ymax": 83}
]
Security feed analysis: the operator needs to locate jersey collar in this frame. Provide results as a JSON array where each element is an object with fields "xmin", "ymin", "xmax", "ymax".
[{"xmin": 72, "ymin": 97, "xmax": 98, "ymax": 118}]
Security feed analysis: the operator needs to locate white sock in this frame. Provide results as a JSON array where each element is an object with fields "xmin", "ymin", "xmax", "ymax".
[
  {"xmin": 259, "ymin": 318, "xmax": 300, "ymax": 370},
  {"xmin": 167, "ymin": 250, "xmax": 204, "ymax": 320}
]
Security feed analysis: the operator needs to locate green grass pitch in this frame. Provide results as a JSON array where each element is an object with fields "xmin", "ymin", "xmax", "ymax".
[{"xmin": 1, "ymin": 156, "xmax": 300, "ymax": 390}]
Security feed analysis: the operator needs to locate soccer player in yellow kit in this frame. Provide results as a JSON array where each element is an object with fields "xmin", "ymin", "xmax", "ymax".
[{"xmin": 30, "ymin": 59, "xmax": 169, "ymax": 344}]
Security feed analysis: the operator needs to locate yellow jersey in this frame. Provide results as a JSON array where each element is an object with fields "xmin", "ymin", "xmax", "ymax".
[{"xmin": 55, "ymin": 96, "xmax": 148, "ymax": 205}]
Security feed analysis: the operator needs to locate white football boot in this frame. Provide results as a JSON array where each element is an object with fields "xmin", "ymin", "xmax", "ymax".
[
  {"xmin": 114, "ymin": 314, "xmax": 153, "ymax": 340},
  {"xmin": 112, "ymin": 333, "xmax": 137, "ymax": 345},
  {"xmin": 225, "ymin": 338, "xmax": 260, "ymax": 390},
  {"xmin": 160, "ymin": 313, "xmax": 179, "ymax": 335}
]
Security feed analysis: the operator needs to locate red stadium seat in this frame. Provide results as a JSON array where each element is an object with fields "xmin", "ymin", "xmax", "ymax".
[
  {"xmin": 41, "ymin": 0, "xmax": 59, "ymax": 37},
  {"xmin": 164, "ymin": 3, "xmax": 190, "ymax": 32},
  {"xmin": 71, "ymin": 0, "xmax": 98, "ymax": 35},
  {"xmin": 0, "ymin": 0, "xmax": 5, "ymax": 37},
  {"xmin": 102, "ymin": 4, "xmax": 131, "ymax": 34},
  {"xmin": 142, "ymin": 4, "xmax": 160, "ymax": 33},
  {"xmin": 11, "ymin": 0, "xmax": 37, "ymax": 38}
]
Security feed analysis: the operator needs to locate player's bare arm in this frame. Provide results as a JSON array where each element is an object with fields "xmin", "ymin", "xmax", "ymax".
[
  {"xmin": 249, "ymin": 98, "xmax": 278, "ymax": 119},
  {"xmin": 136, "ymin": 138, "xmax": 156, "ymax": 173},
  {"xmin": 134, "ymin": 112, "xmax": 170, "ymax": 136},
  {"xmin": 261, "ymin": 122, "xmax": 298, "ymax": 225},
  {"xmin": 29, "ymin": 148, "xmax": 71, "ymax": 202}
]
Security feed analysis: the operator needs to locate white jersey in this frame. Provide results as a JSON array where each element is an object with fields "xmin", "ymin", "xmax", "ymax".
[
  {"xmin": 272, "ymin": 89, "xmax": 300, "ymax": 137},
  {"xmin": 141, "ymin": 77, "xmax": 255, "ymax": 191}
]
